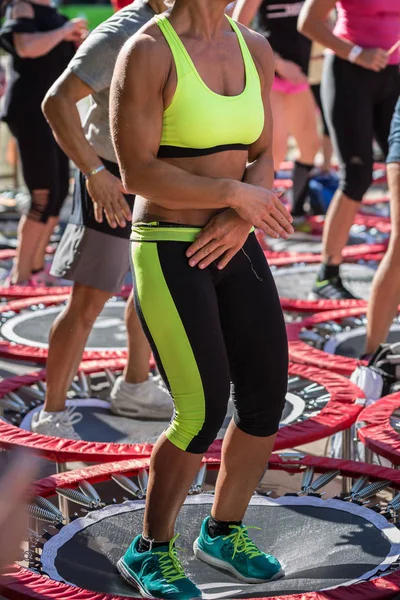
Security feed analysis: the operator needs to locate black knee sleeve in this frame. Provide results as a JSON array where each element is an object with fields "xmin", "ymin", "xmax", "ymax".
[{"xmin": 339, "ymin": 160, "xmax": 373, "ymax": 201}]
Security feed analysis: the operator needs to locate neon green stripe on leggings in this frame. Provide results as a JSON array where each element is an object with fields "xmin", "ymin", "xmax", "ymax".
[{"xmin": 132, "ymin": 242, "xmax": 205, "ymax": 451}]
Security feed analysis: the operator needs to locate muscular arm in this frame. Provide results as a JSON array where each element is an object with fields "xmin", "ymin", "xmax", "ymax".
[
  {"xmin": 297, "ymin": 0, "xmax": 354, "ymax": 59},
  {"xmin": 43, "ymin": 70, "xmax": 102, "ymax": 174},
  {"xmin": 233, "ymin": 0, "xmax": 262, "ymax": 26},
  {"xmin": 242, "ymin": 31, "xmax": 274, "ymax": 191},
  {"xmin": 11, "ymin": 2, "xmax": 68, "ymax": 58},
  {"xmin": 110, "ymin": 34, "xmax": 238, "ymax": 211}
]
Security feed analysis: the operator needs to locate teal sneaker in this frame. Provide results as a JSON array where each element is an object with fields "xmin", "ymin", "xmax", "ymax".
[
  {"xmin": 193, "ymin": 517, "xmax": 283, "ymax": 583},
  {"xmin": 117, "ymin": 534, "xmax": 202, "ymax": 599}
]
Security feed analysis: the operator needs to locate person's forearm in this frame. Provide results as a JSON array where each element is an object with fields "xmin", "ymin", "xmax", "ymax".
[
  {"xmin": 15, "ymin": 26, "xmax": 67, "ymax": 58},
  {"xmin": 298, "ymin": 12, "xmax": 354, "ymax": 60},
  {"xmin": 243, "ymin": 153, "xmax": 274, "ymax": 189},
  {"xmin": 233, "ymin": 0, "xmax": 261, "ymax": 26},
  {"xmin": 120, "ymin": 157, "xmax": 239, "ymax": 211},
  {"xmin": 42, "ymin": 92, "xmax": 102, "ymax": 174}
]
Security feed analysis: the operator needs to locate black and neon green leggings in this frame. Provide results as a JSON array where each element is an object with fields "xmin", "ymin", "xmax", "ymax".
[{"xmin": 131, "ymin": 223, "xmax": 288, "ymax": 454}]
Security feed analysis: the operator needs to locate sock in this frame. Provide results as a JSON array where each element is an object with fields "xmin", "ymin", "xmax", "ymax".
[
  {"xmin": 41, "ymin": 410, "xmax": 66, "ymax": 419},
  {"xmin": 317, "ymin": 263, "xmax": 340, "ymax": 282},
  {"xmin": 207, "ymin": 516, "xmax": 242, "ymax": 538},
  {"xmin": 292, "ymin": 161, "xmax": 314, "ymax": 217},
  {"xmin": 31, "ymin": 267, "xmax": 44, "ymax": 275},
  {"xmin": 138, "ymin": 534, "xmax": 169, "ymax": 553}
]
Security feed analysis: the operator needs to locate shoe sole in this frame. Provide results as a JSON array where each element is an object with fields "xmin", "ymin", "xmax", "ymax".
[
  {"xmin": 193, "ymin": 539, "xmax": 284, "ymax": 584},
  {"xmin": 117, "ymin": 558, "xmax": 202, "ymax": 600},
  {"xmin": 307, "ymin": 292, "xmax": 321, "ymax": 300}
]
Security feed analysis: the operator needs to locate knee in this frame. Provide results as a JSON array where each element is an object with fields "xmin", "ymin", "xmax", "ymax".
[
  {"xmin": 166, "ymin": 379, "xmax": 231, "ymax": 454},
  {"xmin": 67, "ymin": 286, "xmax": 110, "ymax": 329},
  {"xmin": 339, "ymin": 159, "xmax": 372, "ymax": 201},
  {"xmin": 28, "ymin": 190, "xmax": 51, "ymax": 223}
]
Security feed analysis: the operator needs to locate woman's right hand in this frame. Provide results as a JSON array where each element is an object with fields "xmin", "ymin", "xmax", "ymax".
[
  {"xmin": 232, "ymin": 183, "xmax": 294, "ymax": 239},
  {"xmin": 274, "ymin": 57, "xmax": 308, "ymax": 85},
  {"xmin": 355, "ymin": 48, "xmax": 389, "ymax": 72},
  {"xmin": 63, "ymin": 18, "xmax": 88, "ymax": 42}
]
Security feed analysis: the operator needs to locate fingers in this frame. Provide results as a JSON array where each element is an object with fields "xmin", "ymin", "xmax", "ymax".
[
  {"xmin": 93, "ymin": 202, "xmax": 104, "ymax": 224},
  {"xmin": 217, "ymin": 247, "xmax": 239, "ymax": 270},
  {"xmin": 186, "ymin": 227, "xmax": 214, "ymax": 259},
  {"xmin": 197, "ymin": 245, "xmax": 230, "ymax": 269},
  {"xmin": 273, "ymin": 195, "xmax": 293, "ymax": 223},
  {"xmin": 271, "ymin": 206, "xmax": 294, "ymax": 235},
  {"xmin": 188, "ymin": 239, "xmax": 222, "ymax": 267}
]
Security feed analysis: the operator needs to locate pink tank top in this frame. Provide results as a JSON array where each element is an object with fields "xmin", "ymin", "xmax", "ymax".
[{"xmin": 333, "ymin": 0, "xmax": 400, "ymax": 65}]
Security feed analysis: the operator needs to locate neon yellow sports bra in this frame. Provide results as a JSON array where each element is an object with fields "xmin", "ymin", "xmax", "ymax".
[{"xmin": 155, "ymin": 14, "xmax": 265, "ymax": 158}]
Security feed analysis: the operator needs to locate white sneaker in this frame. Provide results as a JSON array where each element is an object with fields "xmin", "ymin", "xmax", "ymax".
[
  {"xmin": 110, "ymin": 375, "xmax": 173, "ymax": 420},
  {"xmin": 31, "ymin": 406, "xmax": 83, "ymax": 440}
]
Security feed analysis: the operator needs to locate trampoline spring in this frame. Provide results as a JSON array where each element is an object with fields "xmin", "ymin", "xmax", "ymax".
[
  {"xmin": 386, "ymin": 493, "xmax": 400, "ymax": 513},
  {"xmin": 79, "ymin": 481, "xmax": 102, "ymax": 504},
  {"xmin": 78, "ymin": 372, "xmax": 90, "ymax": 397},
  {"xmin": 300, "ymin": 467, "xmax": 314, "ymax": 492},
  {"xmin": 189, "ymin": 464, "xmax": 207, "ymax": 495},
  {"xmin": 352, "ymin": 479, "xmax": 393, "ymax": 501},
  {"xmin": 303, "ymin": 383, "xmax": 322, "ymax": 393},
  {"xmin": 306, "ymin": 470, "xmax": 341, "ymax": 493},
  {"xmin": 6, "ymin": 391, "xmax": 27, "ymax": 410},
  {"xmin": 288, "ymin": 377, "xmax": 301, "ymax": 385},
  {"xmin": 56, "ymin": 488, "xmax": 101, "ymax": 509},
  {"xmin": 19, "ymin": 385, "xmax": 44, "ymax": 401},
  {"xmin": 1, "ymin": 396, "xmax": 24, "ymax": 412},
  {"xmin": 69, "ymin": 381, "xmax": 82, "ymax": 395},
  {"xmin": 104, "ymin": 369, "xmax": 117, "ymax": 387},
  {"xmin": 111, "ymin": 474, "xmax": 144, "ymax": 498},
  {"xmin": 138, "ymin": 469, "xmax": 149, "ymax": 494},
  {"xmin": 35, "ymin": 497, "xmax": 63, "ymax": 520},
  {"xmin": 27, "ymin": 504, "xmax": 62, "ymax": 524},
  {"xmin": 347, "ymin": 476, "xmax": 370, "ymax": 498},
  {"xmin": 36, "ymin": 381, "xmax": 47, "ymax": 393},
  {"xmin": 340, "ymin": 317, "xmax": 365, "ymax": 328},
  {"xmin": 298, "ymin": 331, "xmax": 325, "ymax": 347},
  {"xmin": 315, "ymin": 321, "xmax": 343, "ymax": 334}
]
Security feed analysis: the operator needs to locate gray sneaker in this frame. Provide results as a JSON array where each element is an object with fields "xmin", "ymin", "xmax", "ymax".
[
  {"xmin": 31, "ymin": 406, "xmax": 82, "ymax": 440},
  {"xmin": 110, "ymin": 375, "xmax": 174, "ymax": 420}
]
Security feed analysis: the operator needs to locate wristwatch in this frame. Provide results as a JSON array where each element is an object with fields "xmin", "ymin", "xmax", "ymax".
[{"xmin": 348, "ymin": 45, "xmax": 363, "ymax": 63}]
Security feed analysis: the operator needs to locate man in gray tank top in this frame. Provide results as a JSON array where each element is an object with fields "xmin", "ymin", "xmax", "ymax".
[{"xmin": 36, "ymin": 0, "xmax": 173, "ymax": 440}]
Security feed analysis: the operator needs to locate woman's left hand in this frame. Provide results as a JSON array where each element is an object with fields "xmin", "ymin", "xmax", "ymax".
[{"xmin": 186, "ymin": 210, "xmax": 251, "ymax": 270}]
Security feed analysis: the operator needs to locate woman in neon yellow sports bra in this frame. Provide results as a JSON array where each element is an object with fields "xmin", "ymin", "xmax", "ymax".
[{"xmin": 110, "ymin": 1, "xmax": 293, "ymax": 597}]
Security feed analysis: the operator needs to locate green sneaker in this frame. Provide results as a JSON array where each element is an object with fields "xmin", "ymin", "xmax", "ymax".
[
  {"xmin": 117, "ymin": 534, "xmax": 202, "ymax": 599},
  {"xmin": 193, "ymin": 517, "xmax": 283, "ymax": 583}
]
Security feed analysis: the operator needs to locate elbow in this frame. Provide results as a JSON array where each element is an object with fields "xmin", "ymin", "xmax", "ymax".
[
  {"xmin": 297, "ymin": 9, "xmax": 311, "ymax": 35},
  {"xmin": 15, "ymin": 44, "xmax": 33, "ymax": 58},
  {"xmin": 42, "ymin": 88, "xmax": 62, "ymax": 124}
]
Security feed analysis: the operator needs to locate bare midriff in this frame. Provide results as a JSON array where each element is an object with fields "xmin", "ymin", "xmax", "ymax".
[{"xmin": 132, "ymin": 149, "xmax": 248, "ymax": 226}]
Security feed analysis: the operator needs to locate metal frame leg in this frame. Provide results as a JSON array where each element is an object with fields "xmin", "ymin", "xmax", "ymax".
[
  {"xmin": 56, "ymin": 463, "xmax": 69, "ymax": 522},
  {"xmin": 341, "ymin": 428, "xmax": 352, "ymax": 495}
]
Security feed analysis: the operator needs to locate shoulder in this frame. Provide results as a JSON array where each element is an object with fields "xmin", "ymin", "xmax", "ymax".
[
  {"xmin": 117, "ymin": 21, "xmax": 172, "ymax": 82},
  {"xmin": 9, "ymin": 0, "xmax": 34, "ymax": 19},
  {"xmin": 235, "ymin": 21, "xmax": 274, "ymax": 79}
]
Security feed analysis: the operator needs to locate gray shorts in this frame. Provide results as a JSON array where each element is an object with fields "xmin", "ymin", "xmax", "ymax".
[{"xmin": 50, "ymin": 223, "xmax": 130, "ymax": 294}]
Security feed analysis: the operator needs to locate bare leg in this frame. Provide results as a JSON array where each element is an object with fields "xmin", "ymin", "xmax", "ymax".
[
  {"xmin": 44, "ymin": 283, "xmax": 112, "ymax": 412},
  {"xmin": 321, "ymin": 191, "xmax": 360, "ymax": 264},
  {"xmin": 321, "ymin": 134, "xmax": 333, "ymax": 173},
  {"xmin": 285, "ymin": 87, "xmax": 320, "ymax": 165},
  {"xmin": 10, "ymin": 189, "xmax": 52, "ymax": 282},
  {"xmin": 366, "ymin": 162, "xmax": 400, "ymax": 353},
  {"xmin": 270, "ymin": 89, "xmax": 289, "ymax": 170},
  {"xmin": 143, "ymin": 434, "xmax": 202, "ymax": 540},
  {"xmin": 32, "ymin": 216, "xmax": 59, "ymax": 272},
  {"xmin": 123, "ymin": 291, "xmax": 151, "ymax": 384},
  {"xmin": 212, "ymin": 421, "xmax": 276, "ymax": 520}
]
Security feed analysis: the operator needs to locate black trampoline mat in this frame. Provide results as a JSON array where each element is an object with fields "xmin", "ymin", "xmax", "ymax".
[
  {"xmin": 1, "ymin": 302, "xmax": 127, "ymax": 350},
  {"xmin": 331, "ymin": 327, "xmax": 400, "ymax": 359},
  {"xmin": 51, "ymin": 499, "xmax": 394, "ymax": 598},
  {"xmin": 273, "ymin": 263, "xmax": 376, "ymax": 300}
]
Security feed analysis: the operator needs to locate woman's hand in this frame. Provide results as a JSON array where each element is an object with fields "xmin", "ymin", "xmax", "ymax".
[
  {"xmin": 186, "ymin": 210, "xmax": 252, "ymax": 270},
  {"xmin": 86, "ymin": 168, "xmax": 132, "ymax": 228},
  {"xmin": 274, "ymin": 57, "xmax": 308, "ymax": 85},
  {"xmin": 63, "ymin": 18, "xmax": 88, "ymax": 43},
  {"xmin": 355, "ymin": 48, "xmax": 389, "ymax": 72},
  {"xmin": 231, "ymin": 182, "xmax": 294, "ymax": 238}
]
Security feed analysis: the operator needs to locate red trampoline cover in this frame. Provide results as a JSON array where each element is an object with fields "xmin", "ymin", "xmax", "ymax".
[{"xmin": 358, "ymin": 392, "xmax": 400, "ymax": 465}]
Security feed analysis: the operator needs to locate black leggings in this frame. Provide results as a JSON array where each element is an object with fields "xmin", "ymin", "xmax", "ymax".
[
  {"xmin": 321, "ymin": 54, "xmax": 400, "ymax": 201},
  {"xmin": 131, "ymin": 226, "xmax": 288, "ymax": 454},
  {"xmin": 311, "ymin": 83, "xmax": 329, "ymax": 137},
  {"xmin": 8, "ymin": 112, "xmax": 69, "ymax": 223}
]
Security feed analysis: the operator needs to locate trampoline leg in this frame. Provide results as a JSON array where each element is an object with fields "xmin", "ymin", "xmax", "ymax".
[
  {"xmin": 56, "ymin": 463, "xmax": 69, "ymax": 522},
  {"xmin": 341, "ymin": 429, "xmax": 352, "ymax": 495},
  {"xmin": 365, "ymin": 448, "xmax": 374, "ymax": 464}
]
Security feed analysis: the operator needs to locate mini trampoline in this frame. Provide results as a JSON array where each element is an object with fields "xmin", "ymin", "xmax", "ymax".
[
  {"xmin": 0, "ymin": 362, "xmax": 364, "ymax": 466},
  {"xmin": 358, "ymin": 392, "xmax": 400, "ymax": 467},
  {"xmin": 268, "ymin": 254, "xmax": 383, "ymax": 314},
  {"xmin": 0, "ymin": 293, "xmax": 131, "ymax": 362},
  {"xmin": 361, "ymin": 195, "xmax": 391, "ymax": 218},
  {"xmin": 288, "ymin": 307, "xmax": 400, "ymax": 376},
  {"xmin": 4, "ymin": 454, "xmax": 400, "ymax": 600}
]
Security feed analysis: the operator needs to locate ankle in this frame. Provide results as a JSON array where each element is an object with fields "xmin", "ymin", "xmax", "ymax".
[
  {"xmin": 318, "ymin": 263, "xmax": 340, "ymax": 282},
  {"xmin": 123, "ymin": 373, "xmax": 149, "ymax": 386},
  {"xmin": 207, "ymin": 515, "xmax": 241, "ymax": 538}
]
